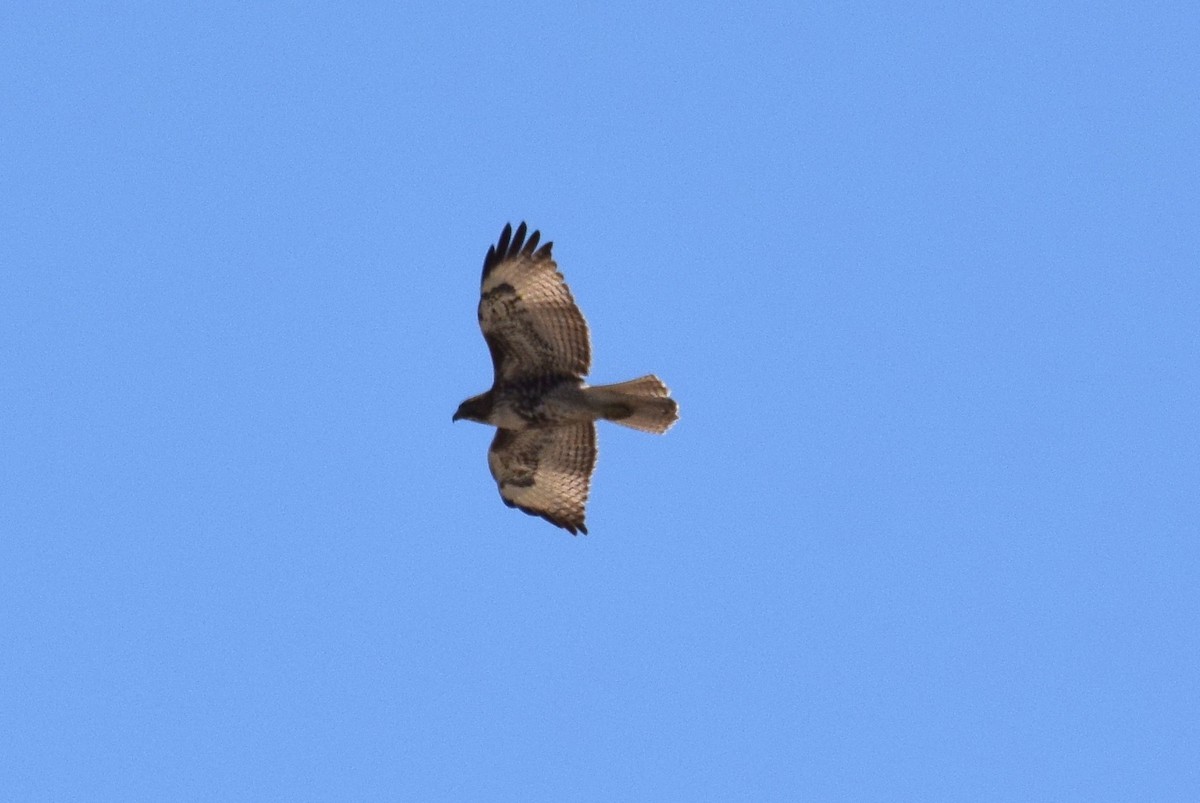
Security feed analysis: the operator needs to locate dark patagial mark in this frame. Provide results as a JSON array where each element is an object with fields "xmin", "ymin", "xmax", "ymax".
[{"xmin": 481, "ymin": 282, "xmax": 517, "ymax": 304}]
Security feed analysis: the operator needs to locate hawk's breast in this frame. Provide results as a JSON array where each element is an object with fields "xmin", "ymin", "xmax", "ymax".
[{"xmin": 491, "ymin": 377, "xmax": 592, "ymax": 429}]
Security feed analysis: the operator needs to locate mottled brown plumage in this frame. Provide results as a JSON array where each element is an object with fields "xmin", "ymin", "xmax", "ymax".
[{"xmin": 454, "ymin": 223, "xmax": 678, "ymax": 535}]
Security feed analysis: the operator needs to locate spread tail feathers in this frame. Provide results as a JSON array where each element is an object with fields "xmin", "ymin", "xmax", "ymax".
[{"xmin": 586, "ymin": 375, "xmax": 679, "ymax": 434}]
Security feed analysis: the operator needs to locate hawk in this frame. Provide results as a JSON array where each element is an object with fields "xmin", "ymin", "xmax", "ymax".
[{"xmin": 453, "ymin": 222, "xmax": 679, "ymax": 535}]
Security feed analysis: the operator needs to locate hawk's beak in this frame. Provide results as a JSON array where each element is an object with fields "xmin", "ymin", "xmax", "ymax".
[{"xmin": 452, "ymin": 409, "xmax": 463, "ymax": 422}]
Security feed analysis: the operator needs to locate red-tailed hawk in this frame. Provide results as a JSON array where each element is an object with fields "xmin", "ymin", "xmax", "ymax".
[{"xmin": 453, "ymin": 223, "xmax": 679, "ymax": 535}]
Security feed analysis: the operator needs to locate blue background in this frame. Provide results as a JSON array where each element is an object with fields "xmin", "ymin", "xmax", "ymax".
[{"xmin": 3, "ymin": 2, "xmax": 1197, "ymax": 799}]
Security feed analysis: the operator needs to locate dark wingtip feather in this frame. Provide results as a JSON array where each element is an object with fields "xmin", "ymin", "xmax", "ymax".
[
  {"xmin": 482, "ymin": 222, "xmax": 553, "ymax": 279},
  {"xmin": 482, "ymin": 223, "xmax": 513, "ymax": 278},
  {"xmin": 511, "ymin": 501, "xmax": 585, "ymax": 536},
  {"xmin": 511, "ymin": 222, "xmax": 528, "ymax": 253}
]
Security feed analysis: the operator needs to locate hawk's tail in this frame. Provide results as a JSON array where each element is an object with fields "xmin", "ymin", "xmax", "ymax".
[{"xmin": 586, "ymin": 375, "xmax": 679, "ymax": 434}]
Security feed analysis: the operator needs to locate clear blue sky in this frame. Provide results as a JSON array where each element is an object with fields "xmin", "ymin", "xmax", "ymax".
[{"xmin": 3, "ymin": 2, "xmax": 1197, "ymax": 799}]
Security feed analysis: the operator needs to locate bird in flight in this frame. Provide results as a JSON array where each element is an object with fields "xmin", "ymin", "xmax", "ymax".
[{"xmin": 453, "ymin": 222, "xmax": 679, "ymax": 535}]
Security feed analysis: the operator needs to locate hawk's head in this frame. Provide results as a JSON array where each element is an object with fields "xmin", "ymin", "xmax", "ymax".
[{"xmin": 453, "ymin": 391, "xmax": 493, "ymax": 424}]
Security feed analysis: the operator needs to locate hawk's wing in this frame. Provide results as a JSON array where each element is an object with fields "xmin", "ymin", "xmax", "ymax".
[
  {"xmin": 479, "ymin": 222, "xmax": 591, "ymax": 383},
  {"xmin": 488, "ymin": 423, "xmax": 597, "ymax": 535}
]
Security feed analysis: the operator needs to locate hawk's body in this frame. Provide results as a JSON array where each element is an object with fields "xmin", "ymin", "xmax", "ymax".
[{"xmin": 453, "ymin": 223, "xmax": 678, "ymax": 535}]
